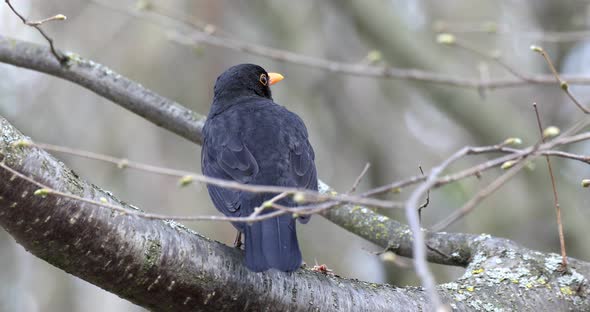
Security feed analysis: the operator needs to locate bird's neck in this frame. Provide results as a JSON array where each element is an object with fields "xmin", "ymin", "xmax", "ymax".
[{"xmin": 209, "ymin": 94, "xmax": 272, "ymax": 117}]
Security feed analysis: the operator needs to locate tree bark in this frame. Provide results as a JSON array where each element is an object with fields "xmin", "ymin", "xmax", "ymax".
[
  {"xmin": 0, "ymin": 34, "xmax": 473, "ymax": 267},
  {"xmin": 1, "ymin": 37, "xmax": 590, "ymax": 311}
]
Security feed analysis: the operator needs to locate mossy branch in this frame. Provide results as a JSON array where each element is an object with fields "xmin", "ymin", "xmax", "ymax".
[{"xmin": 2, "ymin": 113, "xmax": 590, "ymax": 311}]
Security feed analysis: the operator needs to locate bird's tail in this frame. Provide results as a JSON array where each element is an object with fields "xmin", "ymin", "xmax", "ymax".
[{"xmin": 243, "ymin": 213, "xmax": 302, "ymax": 272}]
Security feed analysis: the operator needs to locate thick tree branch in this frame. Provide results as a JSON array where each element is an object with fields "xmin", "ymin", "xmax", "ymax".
[
  {"xmin": 3, "ymin": 113, "xmax": 590, "ymax": 311},
  {"xmin": 0, "ymin": 35, "xmax": 440, "ymax": 260},
  {"xmin": 0, "ymin": 116, "xmax": 425, "ymax": 311},
  {"xmin": 4, "ymin": 0, "xmax": 68, "ymax": 63},
  {"xmin": 0, "ymin": 35, "xmax": 206, "ymax": 144},
  {"xmin": 2, "ymin": 36, "xmax": 590, "ymax": 309},
  {"xmin": 0, "ymin": 34, "xmax": 586, "ymax": 269}
]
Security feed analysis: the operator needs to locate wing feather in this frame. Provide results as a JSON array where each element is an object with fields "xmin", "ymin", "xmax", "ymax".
[{"xmin": 202, "ymin": 136, "xmax": 259, "ymax": 219}]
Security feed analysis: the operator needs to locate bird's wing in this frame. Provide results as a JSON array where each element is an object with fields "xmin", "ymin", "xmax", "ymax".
[
  {"xmin": 287, "ymin": 113, "xmax": 318, "ymax": 224},
  {"xmin": 202, "ymin": 134, "xmax": 259, "ymax": 217},
  {"xmin": 290, "ymin": 139, "xmax": 317, "ymax": 190}
]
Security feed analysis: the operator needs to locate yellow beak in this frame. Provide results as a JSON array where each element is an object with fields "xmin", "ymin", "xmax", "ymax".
[{"xmin": 268, "ymin": 72, "xmax": 284, "ymax": 86}]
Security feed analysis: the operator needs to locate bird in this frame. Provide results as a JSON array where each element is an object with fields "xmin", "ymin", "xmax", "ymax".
[{"xmin": 201, "ymin": 64, "xmax": 318, "ymax": 272}]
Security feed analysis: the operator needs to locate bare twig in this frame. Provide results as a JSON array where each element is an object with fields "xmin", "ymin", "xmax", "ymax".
[
  {"xmin": 404, "ymin": 147, "xmax": 479, "ymax": 309},
  {"xmin": 22, "ymin": 142, "xmax": 397, "ymax": 210},
  {"xmin": 0, "ymin": 159, "xmax": 371, "ymax": 224},
  {"xmin": 363, "ymin": 132, "xmax": 590, "ymax": 199},
  {"xmin": 531, "ymin": 46, "xmax": 590, "ymax": 114},
  {"xmin": 434, "ymin": 21, "xmax": 590, "ymax": 43},
  {"xmin": 444, "ymin": 35, "xmax": 532, "ymax": 82},
  {"xmin": 139, "ymin": 1, "xmax": 229, "ymax": 37},
  {"xmin": 3, "ymin": 142, "xmax": 405, "ymax": 227},
  {"xmin": 348, "ymin": 163, "xmax": 371, "ymax": 193},
  {"xmin": 533, "ymin": 103, "xmax": 568, "ymax": 267},
  {"xmin": 429, "ymin": 102, "xmax": 577, "ymax": 251},
  {"xmin": 542, "ymin": 150, "xmax": 590, "ymax": 163},
  {"xmin": 4, "ymin": 0, "xmax": 67, "ymax": 64},
  {"xmin": 431, "ymin": 156, "xmax": 530, "ymax": 232},
  {"xmin": 373, "ymin": 250, "xmax": 413, "ymax": 269},
  {"xmin": 26, "ymin": 14, "xmax": 67, "ymax": 26},
  {"xmin": 400, "ymin": 143, "xmax": 524, "ymax": 307},
  {"xmin": 42, "ymin": 137, "xmax": 590, "ymax": 229},
  {"xmin": 0, "ymin": 160, "xmax": 286, "ymax": 223},
  {"xmin": 418, "ymin": 166, "xmax": 430, "ymax": 222},
  {"xmin": 292, "ymin": 164, "xmax": 374, "ymax": 217},
  {"xmin": 363, "ymin": 142, "xmax": 516, "ymax": 198},
  {"xmin": 249, "ymin": 192, "xmax": 289, "ymax": 219},
  {"xmin": 87, "ymin": 0, "xmax": 590, "ymax": 90}
]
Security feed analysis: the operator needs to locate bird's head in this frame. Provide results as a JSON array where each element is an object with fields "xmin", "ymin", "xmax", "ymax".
[{"xmin": 212, "ymin": 64, "xmax": 284, "ymax": 102}]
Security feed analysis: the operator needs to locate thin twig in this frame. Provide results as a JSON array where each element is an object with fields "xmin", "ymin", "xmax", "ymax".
[
  {"xmin": 26, "ymin": 14, "xmax": 67, "ymax": 26},
  {"xmin": 348, "ymin": 163, "xmax": 371, "ymax": 193},
  {"xmin": 404, "ymin": 147, "xmax": 478, "ymax": 309},
  {"xmin": 363, "ymin": 143, "xmax": 515, "ymax": 198},
  {"xmin": 0, "ymin": 160, "xmax": 286, "ymax": 223},
  {"xmin": 26, "ymin": 142, "xmax": 397, "ymax": 210},
  {"xmin": 363, "ymin": 132, "xmax": 590, "ymax": 198},
  {"xmin": 43, "ymin": 139, "xmax": 587, "ymax": 218},
  {"xmin": 0, "ymin": 160, "xmax": 371, "ymax": 223},
  {"xmin": 371, "ymin": 249, "xmax": 413, "ymax": 269},
  {"xmin": 5, "ymin": 143, "xmax": 404, "ymax": 225},
  {"xmin": 418, "ymin": 166, "xmax": 430, "ymax": 223},
  {"xmin": 533, "ymin": 103, "xmax": 568, "ymax": 267},
  {"xmin": 451, "ymin": 37, "xmax": 532, "ymax": 82},
  {"xmin": 542, "ymin": 150, "xmax": 590, "ymax": 163},
  {"xmin": 271, "ymin": 201, "xmax": 337, "ymax": 216},
  {"xmin": 249, "ymin": 192, "xmax": 289, "ymax": 219},
  {"xmin": 296, "ymin": 169, "xmax": 376, "ymax": 217},
  {"xmin": 531, "ymin": 46, "xmax": 590, "ymax": 114},
  {"xmin": 4, "ymin": 0, "xmax": 67, "ymax": 64},
  {"xmin": 16, "ymin": 135, "xmax": 590, "ymax": 241},
  {"xmin": 0, "ymin": 155, "xmax": 399, "ymax": 225},
  {"xmin": 142, "ymin": 1, "xmax": 229, "ymax": 37},
  {"xmin": 429, "ymin": 104, "xmax": 586, "ymax": 232},
  {"xmin": 87, "ymin": 0, "xmax": 590, "ymax": 90},
  {"xmin": 33, "ymin": 143, "xmax": 392, "ymax": 221},
  {"xmin": 434, "ymin": 21, "xmax": 590, "ymax": 43},
  {"xmin": 431, "ymin": 156, "xmax": 530, "ymax": 231}
]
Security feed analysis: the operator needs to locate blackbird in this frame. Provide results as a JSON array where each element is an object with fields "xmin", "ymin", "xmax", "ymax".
[{"xmin": 201, "ymin": 64, "xmax": 318, "ymax": 272}]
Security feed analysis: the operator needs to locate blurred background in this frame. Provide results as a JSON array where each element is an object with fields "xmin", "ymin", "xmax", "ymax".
[{"xmin": 2, "ymin": 0, "xmax": 590, "ymax": 311}]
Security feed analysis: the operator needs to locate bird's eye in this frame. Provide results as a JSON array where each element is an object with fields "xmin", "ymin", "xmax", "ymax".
[{"xmin": 259, "ymin": 74, "xmax": 268, "ymax": 86}]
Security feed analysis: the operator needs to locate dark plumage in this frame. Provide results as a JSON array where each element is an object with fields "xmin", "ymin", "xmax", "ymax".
[{"xmin": 201, "ymin": 64, "xmax": 318, "ymax": 272}]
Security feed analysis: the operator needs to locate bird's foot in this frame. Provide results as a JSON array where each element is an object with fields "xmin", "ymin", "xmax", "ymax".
[{"xmin": 233, "ymin": 231, "xmax": 243, "ymax": 249}]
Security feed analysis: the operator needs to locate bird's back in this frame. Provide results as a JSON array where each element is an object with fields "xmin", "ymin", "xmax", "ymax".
[{"xmin": 202, "ymin": 98, "xmax": 317, "ymax": 272}]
